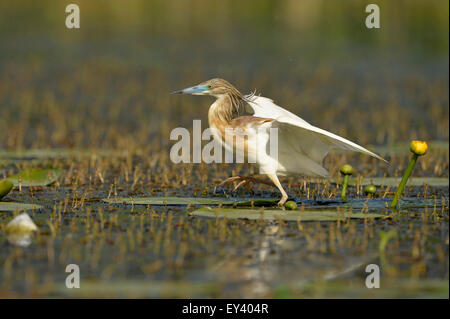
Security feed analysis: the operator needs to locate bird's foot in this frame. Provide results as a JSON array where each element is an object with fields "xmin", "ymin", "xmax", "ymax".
[{"xmin": 277, "ymin": 194, "xmax": 288, "ymax": 207}]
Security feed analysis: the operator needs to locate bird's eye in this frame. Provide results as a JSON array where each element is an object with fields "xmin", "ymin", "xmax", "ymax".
[{"xmin": 208, "ymin": 85, "xmax": 212, "ymax": 89}]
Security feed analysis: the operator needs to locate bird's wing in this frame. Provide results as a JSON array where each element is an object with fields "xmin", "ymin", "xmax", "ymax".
[
  {"xmin": 245, "ymin": 95, "xmax": 311, "ymax": 126},
  {"xmin": 273, "ymin": 116, "xmax": 386, "ymax": 162},
  {"xmin": 246, "ymin": 95, "xmax": 386, "ymax": 164}
]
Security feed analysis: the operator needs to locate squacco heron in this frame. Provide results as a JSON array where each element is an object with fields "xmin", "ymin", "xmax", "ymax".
[{"xmin": 171, "ymin": 78, "xmax": 386, "ymax": 206}]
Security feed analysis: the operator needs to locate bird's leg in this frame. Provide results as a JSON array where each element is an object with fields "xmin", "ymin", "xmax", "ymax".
[
  {"xmin": 266, "ymin": 173, "xmax": 288, "ymax": 207},
  {"xmin": 218, "ymin": 176, "xmax": 275, "ymax": 192},
  {"xmin": 218, "ymin": 176, "xmax": 252, "ymax": 192}
]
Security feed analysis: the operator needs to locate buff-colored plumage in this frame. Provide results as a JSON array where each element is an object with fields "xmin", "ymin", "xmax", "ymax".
[{"xmin": 172, "ymin": 78, "xmax": 386, "ymax": 206}]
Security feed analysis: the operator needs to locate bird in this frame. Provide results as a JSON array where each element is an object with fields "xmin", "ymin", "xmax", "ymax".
[{"xmin": 171, "ymin": 78, "xmax": 386, "ymax": 206}]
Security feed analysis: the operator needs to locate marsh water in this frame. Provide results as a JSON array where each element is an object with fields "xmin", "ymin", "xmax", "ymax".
[{"xmin": 0, "ymin": 1, "xmax": 448, "ymax": 298}]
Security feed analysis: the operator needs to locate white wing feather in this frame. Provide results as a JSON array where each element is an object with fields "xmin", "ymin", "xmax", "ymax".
[
  {"xmin": 246, "ymin": 95, "xmax": 386, "ymax": 177},
  {"xmin": 245, "ymin": 95, "xmax": 310, "ymax": 126}
]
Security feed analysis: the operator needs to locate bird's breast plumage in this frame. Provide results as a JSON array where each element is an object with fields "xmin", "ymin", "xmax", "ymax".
[{"xmin": 208, "ymin": 97, "xmax": 276, "ymax": 166}]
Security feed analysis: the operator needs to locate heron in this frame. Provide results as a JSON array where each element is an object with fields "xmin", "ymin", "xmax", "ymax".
[{"xmin": 171, "ymin": 78, "xmax": 386, "ymax": 206}]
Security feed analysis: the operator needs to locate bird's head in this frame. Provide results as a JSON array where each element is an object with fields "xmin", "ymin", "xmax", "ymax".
[{"xmin": 170, "ymin": 78, "xmax": 242, "ymax": 98}]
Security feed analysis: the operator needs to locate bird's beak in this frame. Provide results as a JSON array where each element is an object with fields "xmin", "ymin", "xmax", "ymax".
[{"xmin": 170, "ymin": 85, "xmax": 209, "ymax": 95}]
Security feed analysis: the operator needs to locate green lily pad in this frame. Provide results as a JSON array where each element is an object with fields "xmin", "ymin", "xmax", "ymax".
[
  {"xmin": 190, "ymin": 207, "xmax": 386, "ymax": 221},
  {"xmin": 341, "ymin": 198, "xmax": 444, "ymax": 210},
  {"xmin": 348, "ymin": 177, "xmax": 448, "ymax": 187},
  {"xmin": 0, "ymin": 202, "xmax": 44, "ymax": 212},
  {"xmin": 299, "ymin": 197, "xmax": 443, "ymax": 210},
  {"xmin": 235, "ymin": 199, "xmax": 280, "ymax": 206},
  {"xmin": 6, "ymin": 168, "xmax": 61, "ymax": 187},
  {"xmin": 102, "ymin": 196, "xmax": 279, "ymax": 206},
  {"xmin": 0, "ymin": 180, "xmax": 14, "ymax": 199}
]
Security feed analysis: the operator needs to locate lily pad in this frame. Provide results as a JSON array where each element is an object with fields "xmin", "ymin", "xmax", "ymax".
[
  {"xmin": 0, "ymin": 202, "xmax": 44, "ymax": 212},
  {"xmin": 349, "ymin": 177, "xmax": 448, "ymax": 187},
  {"xmin": 340, "ymin": 198, "xmax": 444, "ymax": 210},
  {"xmin": 297, "ymin": 197, "xmax": 444, "ymax": 210},
  {"xmin": 0, "ymin": 180, "xmax": 14, "ymax": 199},
  {"xmin": 102, "ymin": 196, "xmax": 279, "ymax": 206},
  {"xmin": 6, "ymin": 168, "xmax": 61, "ymax": 187},
  {"xmin": 190, "ymin": 207, "xmax": 386, "ymax": 221}
]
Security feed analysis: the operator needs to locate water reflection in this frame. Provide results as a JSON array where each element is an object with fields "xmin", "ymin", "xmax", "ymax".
[{"xmin": 7, "ymin": 232, "xmax": 33, "ymax": 247}]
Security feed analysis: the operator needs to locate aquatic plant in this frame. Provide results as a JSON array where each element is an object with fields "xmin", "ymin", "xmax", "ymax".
[
  {"xmin": 339, "ymin": 164, "xmax": 354, "ymax": 201},
  {"xmin": 391, "ymin": 141, "xmax": 428, "ymax": 208},
  {"xmin": 0, "ymin": 180, "xmax": 13, "ymax": 199},
  {"xmin": 364, "ymin": 184, "xmax": 377, "ymax": 197},
  {"xmin": 284, "ymin": 201, "xmax": 298, "ymax": 210}
]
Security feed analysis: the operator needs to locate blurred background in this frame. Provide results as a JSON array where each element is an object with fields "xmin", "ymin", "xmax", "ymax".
[
  {"xmin": 0, "ymin": 0, "xmax": 448, "ymax": 299},
  {"xmin": 0, "ymin": 0, "xmax": 448, "ymax": 151}
]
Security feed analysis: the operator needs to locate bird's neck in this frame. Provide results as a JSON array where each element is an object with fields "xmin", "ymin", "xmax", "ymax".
[{"xmin": 208, "ymin": 94, "xmax": 239, "ymax": 128}]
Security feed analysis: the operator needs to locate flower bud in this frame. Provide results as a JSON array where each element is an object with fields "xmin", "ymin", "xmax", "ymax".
[
  {"xmin": 340, "ymin": 164, "xmax": 354, "ymax": 176},
  {"xmin": 364, "ymin": 184, "xmax": 377, "ymax": 195},
  {"xmin": 285, "ymin": 200, "xmax": 298, "ymax": 210},
  {"xmin": 410, "ymin": 140, "xmax": 427, "ymax": 156}
]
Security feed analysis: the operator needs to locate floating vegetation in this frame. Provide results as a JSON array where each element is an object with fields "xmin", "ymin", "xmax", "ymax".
[
  {"xmin": 341, "ymin": 197, "xmax": 443, "ymax": 210},
  {"xmin": 190, "ymin": 207, "xmax": 386, "ymax": 221},
  {"xmin": 6, "ymin": 168, "xmax": 61, "ymax": 187},
  {"xmin": 0, "ymin": 180, "xmax": 13, "ymax": 199},
  {"xmin": 347, "ymin": 177, "xmax": 449, "ymax": 187},
  {"xmin": 102, "ymin": 196, "xmax": 279, "ymax": 206}
]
